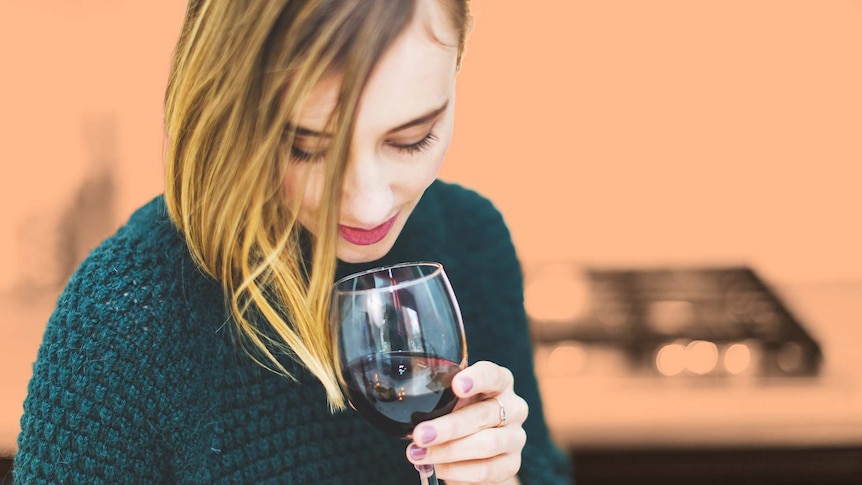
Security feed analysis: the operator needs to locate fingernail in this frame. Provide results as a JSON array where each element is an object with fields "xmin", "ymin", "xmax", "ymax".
[
  {"xmin": 415, "ymin": 464, "xmax": 434, "ymax": 477},
  {"xmin": 408, "ymin": 444, "xmax": 427, "ymax": 461},
  {"xmin": 417, "ymin": 425, "xmax": 437, "ymax": 445},
  {"xmin": 458, "ymin": 376, "xmax": 473, "ymax": 394}
]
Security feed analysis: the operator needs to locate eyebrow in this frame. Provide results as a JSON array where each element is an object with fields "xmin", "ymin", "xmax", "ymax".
[{"xmin": 290, "ymin": 100, "xmax": 449, "ymax": 139}]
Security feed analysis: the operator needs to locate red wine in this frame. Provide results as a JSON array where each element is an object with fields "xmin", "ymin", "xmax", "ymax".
[{"xmin": 344, "ymin": 351, "xmax": 461, "ymax": 437}]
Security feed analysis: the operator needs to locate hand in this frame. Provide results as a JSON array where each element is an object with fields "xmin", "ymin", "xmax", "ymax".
[{"xmin": 405, "ymin": 360, "xmax": 528, "ymax": 484}]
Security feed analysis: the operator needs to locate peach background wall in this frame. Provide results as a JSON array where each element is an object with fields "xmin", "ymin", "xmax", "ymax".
[
  {"xmin": 2, "ymin": 0, "xmax": 861, "ymax": 293},
  {"xmin": 449, "ymin": 0, "xmax": 862, "ymax": 285},
  {"xmin": 1, "ymin": 0, "xmax": 861, "ymax": 456}
]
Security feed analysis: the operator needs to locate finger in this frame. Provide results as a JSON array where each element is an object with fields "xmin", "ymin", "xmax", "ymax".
[
  {"xmin": 412, "ymin": 395, "xmax": 528, "ymax": 446},
  {"xmin": 433, "ymin": 452, "xmax": 523, "ymax": 484},
  {"xmin": 452, "ymin": 361, "xmax": 514, "ymax": 398},
  {"xmin": 407, "ymin": 426, "xmax": 527, "ymax": 465}
]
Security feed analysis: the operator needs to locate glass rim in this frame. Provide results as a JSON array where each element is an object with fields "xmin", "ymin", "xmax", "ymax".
[{"xmin": 332, "ymin": 261, "xmax": 445, "ymax": 294}]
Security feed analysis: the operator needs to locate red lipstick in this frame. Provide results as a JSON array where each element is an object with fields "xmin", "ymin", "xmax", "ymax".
[{"xmin": 338, "ymin": 213, "xmax": 399, "ymax": 246}]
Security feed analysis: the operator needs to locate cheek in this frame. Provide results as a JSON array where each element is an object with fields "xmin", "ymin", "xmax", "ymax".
[
  {"xmin": 282, "ymin": 167, "xmax": 326, "ymax": 229},
  {"xmin": 402, "ymin": 120, "xmax": 454, "ymax": 192},
  {"xmin": 418, "ymin": 128, "xmax": 452, "ymax": 182},
  {"xmin": 425, "ymin": 152, "xmax": 445, "ymax": 184},
  {"xmin": 395, "ymin": 150, "xmax": 446, "ymax": 201}
]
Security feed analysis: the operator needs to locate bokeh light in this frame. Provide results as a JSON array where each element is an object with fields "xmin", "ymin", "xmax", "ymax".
[
  {"xmin": 656, "ymin": 343, "xmax": 687, "ymax": 376},
  {"xmin": 646, "ymin": 300, "xmax": 695, "ymax": 334},
  {"xmin": 548, "ymin": 343, "xmax": 588, "ymax": 376},
  {"xmin": 685, "ymin": 340, "xmax": 719, "ymax": 375},
  {"xmin": 777, "ymin": 341, "xmax": 804, "ymax": 374},
  {"xmin": 723, "ymin": 343, "xmax": 751, "ymax": 375},
  {"xmin": 524, "ymin": 264, "xmax": 590, "ymax": 323}
]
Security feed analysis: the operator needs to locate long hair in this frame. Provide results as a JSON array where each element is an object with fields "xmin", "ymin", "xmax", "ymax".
[{"xmin": 163, "ymin": 0, "xmax": 470, "ymax": 410}]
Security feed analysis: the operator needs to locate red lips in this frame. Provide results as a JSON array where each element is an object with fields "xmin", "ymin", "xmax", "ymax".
[{"xmin": 338, "ymin": 213, "xmax": 399, "ymax": 246}]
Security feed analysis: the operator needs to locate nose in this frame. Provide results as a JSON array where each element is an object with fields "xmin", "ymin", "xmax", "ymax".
[{"xmin": 339, "ymin": 154, "xmax": 395, "ymax": 228}]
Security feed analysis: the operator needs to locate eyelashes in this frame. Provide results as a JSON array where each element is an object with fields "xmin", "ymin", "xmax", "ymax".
[
  {"xmin": 387, "ymin": 132, "xmax": 438, "ymax": 156},
  {"xmin": 289, "ymin": 145, "xmax": 324, "ymax": 163},
  {"xmin": 288, "ymin": 132, "xmax": 439, "ymax": 164}
]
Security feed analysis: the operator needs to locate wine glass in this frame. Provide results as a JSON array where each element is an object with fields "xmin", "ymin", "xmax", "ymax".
[{"xmin": 331, "ymin": 262, "xmax": 468, "ymax": 485}]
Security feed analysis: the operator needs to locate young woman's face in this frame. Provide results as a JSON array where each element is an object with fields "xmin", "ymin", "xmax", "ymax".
[{"xmin": 283, "ymin": 2, "xmax": 459, "ymax": 263}]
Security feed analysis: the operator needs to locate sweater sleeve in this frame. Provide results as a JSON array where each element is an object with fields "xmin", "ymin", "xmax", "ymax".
[
  {"xmin": 15, "ymin": 245, "xmax": 171, "ymax": 484},
  {"xmin": 445, "ymin": 187, "xmax": 573, "ymax": 484}
]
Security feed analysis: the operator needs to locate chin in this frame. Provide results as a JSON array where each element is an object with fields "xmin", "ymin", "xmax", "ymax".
[{"xmin": 336, "ymin": 240, "xmax": 396, "ymax": 264}]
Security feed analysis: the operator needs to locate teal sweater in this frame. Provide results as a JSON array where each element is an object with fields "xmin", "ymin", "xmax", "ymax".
[{"xmin": 16, "ymin": 180, "xmax": 571, "ymax": 484}]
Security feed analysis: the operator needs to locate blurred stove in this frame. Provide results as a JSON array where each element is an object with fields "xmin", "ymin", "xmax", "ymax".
[{"xmin": 526, "ymin": 265, "xmax": 822, "ymax": 380}]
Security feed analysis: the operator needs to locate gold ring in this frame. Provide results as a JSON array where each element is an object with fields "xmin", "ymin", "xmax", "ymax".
[{"xmin": 492, "ymin": 397, "xmax": 507, "ymax": 428}]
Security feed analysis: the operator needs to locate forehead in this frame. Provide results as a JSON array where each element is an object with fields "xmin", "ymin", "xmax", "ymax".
[{"xmin": 293, "ymin": 0, "xmax": 459, "ymax": 132}]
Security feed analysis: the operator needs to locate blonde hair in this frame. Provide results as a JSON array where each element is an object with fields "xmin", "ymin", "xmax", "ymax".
[{"xmin": 163, "ymin": 0, "xmax": 470, "ymax": 409}]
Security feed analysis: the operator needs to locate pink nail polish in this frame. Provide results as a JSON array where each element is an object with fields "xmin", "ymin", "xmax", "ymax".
[
  {"xmin": 418, "ymin": 425, "xmax": 437, "ymax": 444},
  {"xmin": 459, "ymin": 376, "xmax": 473, "ymax": 394},
  {"xmin": 409, "ymin": 445, "xmax": 427, "ymax": 460},
  {"xmin": 415, "ymin": 464, "xmax": 434, "ymax": 477}
]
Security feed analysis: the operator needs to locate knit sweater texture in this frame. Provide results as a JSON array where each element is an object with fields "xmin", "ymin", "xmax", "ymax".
[{"xmin": 16, "ymin": 180, "xmax": 571, "ymax": 484}]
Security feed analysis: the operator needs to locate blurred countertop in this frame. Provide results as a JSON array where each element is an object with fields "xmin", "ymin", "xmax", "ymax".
[{"xmin": 537, "ymin": 281, "xmax": 862, "ymax": 450}]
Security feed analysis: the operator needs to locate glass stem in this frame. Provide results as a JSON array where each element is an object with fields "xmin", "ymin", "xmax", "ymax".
[{"xmin": 418, "ymin": 465, "xmax": 439, "ymax": 485}]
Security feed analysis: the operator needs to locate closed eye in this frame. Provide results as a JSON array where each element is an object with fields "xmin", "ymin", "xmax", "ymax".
[
  {"xmin": 387, "ymin": 132, "xmax": 438, "ymax": 156},
  {"xmin": 289, "ymin": 145, "xmax": 327, "ymax": 163},
  {"xmin": 288, "ymin": 131, "xmax": 439, "ymax": 163}
]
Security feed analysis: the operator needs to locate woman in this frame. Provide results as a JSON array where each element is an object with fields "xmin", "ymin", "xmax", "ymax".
[{"xmin": 16, "ymin": 0, "xmax": 571, "ymax": 483}]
